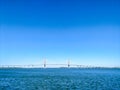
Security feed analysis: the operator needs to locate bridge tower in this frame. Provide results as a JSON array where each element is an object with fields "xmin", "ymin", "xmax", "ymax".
[
  {"xmin": 44, "ymin": 59, "xmax": 46, "ymax": 68},
  {"xmin": 68, "ymin": 59, "xmax": 70, "ymax": 68}
]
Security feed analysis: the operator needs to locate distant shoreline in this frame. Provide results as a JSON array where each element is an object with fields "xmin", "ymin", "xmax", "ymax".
[
  {"xmin": 0, "ymin": 67, "xmax": 120, "ymax": 69},
  {"xmin": 0, "ymin": 64, "xmax": 120, "ymax": 69}
]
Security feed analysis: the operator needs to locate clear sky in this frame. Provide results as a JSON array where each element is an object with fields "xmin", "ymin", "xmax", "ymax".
[{"xmin": 0, "ymin": 0, "xmax": 120, "ymax": 67}]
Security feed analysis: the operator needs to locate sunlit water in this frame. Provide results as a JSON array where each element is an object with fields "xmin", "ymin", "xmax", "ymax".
[{"xmin": 0, "ymin": 68, "xmax": 120, "ymax": 90}]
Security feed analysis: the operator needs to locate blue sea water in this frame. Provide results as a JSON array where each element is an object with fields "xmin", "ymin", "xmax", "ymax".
[{"xmin": 0, "ymin": 68, "xmax": 120, "ymax": 90}]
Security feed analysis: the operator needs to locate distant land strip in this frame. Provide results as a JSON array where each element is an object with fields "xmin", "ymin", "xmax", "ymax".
[{"xmin": 0, "ymin": 64, "xmax": 120, "ymax": 69}]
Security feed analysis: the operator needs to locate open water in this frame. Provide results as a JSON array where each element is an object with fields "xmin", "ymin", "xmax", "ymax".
[{"xmin": 0, "ymin": 68, "xmax": 120, "ymax": 90}]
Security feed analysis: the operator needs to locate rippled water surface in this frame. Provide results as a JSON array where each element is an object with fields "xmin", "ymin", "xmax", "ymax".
[{"xmin": 0, "ymin": 68, "xmax": 120, "ymax": 90}]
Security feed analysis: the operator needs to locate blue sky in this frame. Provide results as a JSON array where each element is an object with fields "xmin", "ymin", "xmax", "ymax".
[{"xmin": 0, "ymin": 0, "xmax": 120, "ymax": 66}]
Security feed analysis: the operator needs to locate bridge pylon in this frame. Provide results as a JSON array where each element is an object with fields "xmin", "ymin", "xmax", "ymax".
[
  {"xmin": 68, "ymin": 59, "xmax": 70, "ymax": 68},
  {"xmin": 44, "ymin": 59, "xmax": 46, "ymax": 68}
]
